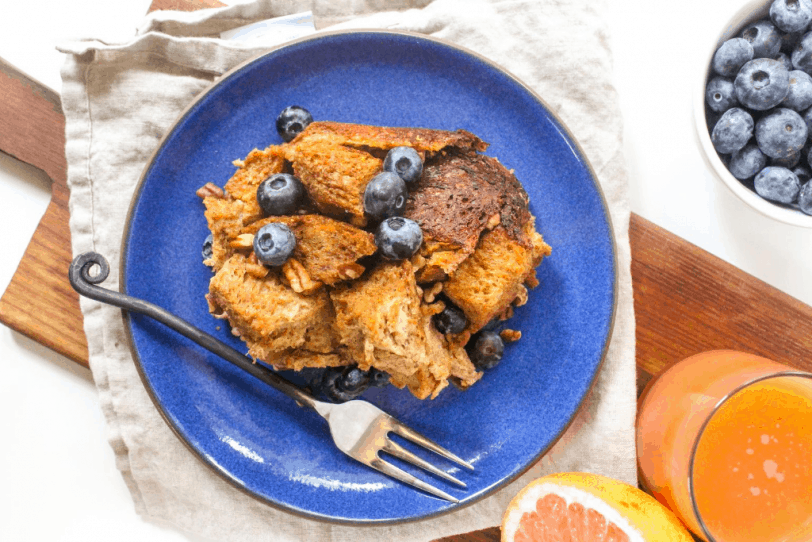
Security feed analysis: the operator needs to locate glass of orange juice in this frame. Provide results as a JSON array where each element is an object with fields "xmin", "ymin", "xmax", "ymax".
[{"xmin": 636, "ymin": 350, "xmax": 812, "ymax": 542}]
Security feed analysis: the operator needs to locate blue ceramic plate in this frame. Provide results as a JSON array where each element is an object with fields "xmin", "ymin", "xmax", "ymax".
[{"xmin": 122, "ymin": 30, "xmax": 616, "ymax": 524}]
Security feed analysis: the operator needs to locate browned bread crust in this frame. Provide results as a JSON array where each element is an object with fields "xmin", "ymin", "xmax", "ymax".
[
  {"xmin": 202, "ymin": 145, "xmax": 286, "ymax": 270},
  {"xmin": 443, "ymin": 221, "xmax": 551, "ymax": 332},
  {"xmin": 283, "ymin": 122, "xmax": 489, "ymax": 226},
  {"xmin": 330, "ymin": 261, "xmax": 480, "ymax": 399},
  {"xmin": 405, "ymin": 151, "xmax": 534, "ymax": 282},
  {"xmin": 207, "ymin": 254, "xmax": 344, "ymax": 370},
  {"xmin": 243, "ymin": 214, "xmax": 376, "ymax": 286},
  {"xmin": 290, "ymin": 121, "xmax": 488, "ymax": 154}
]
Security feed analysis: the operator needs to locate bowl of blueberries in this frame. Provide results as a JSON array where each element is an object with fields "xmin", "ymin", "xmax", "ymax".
[{"xmin": 697, "ymin": 0, "xmax": 812, "ymax": 226}]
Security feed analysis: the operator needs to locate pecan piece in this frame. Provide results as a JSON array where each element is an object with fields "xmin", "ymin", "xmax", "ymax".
[
  {"xmin": 229, "ymin": 233, "xmax": 254, "ymax": 249},
  {"xmin": 282, "ymin": 258, "xmax": 322, "ymax": 294},
  {"xmin": 513, "ymin": 285, "xmax": 529, "ymax": 307},
  {"xmin": 423, "ymin": 281, "xmax": 444, "ymax": 303},
  {"xmin": 500, "ymin": 329, "xmax": 522, "ymax": 343},
  {"xmin": 337, "ymin": 262, "xmax": 365, "ymax": 281},
  {"xmin": 196, "ymin": 182, "xmax": 225, "ymax": 199}
]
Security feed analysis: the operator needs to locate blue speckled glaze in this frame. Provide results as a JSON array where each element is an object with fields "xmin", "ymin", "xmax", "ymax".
[{"xmin": 122, "ymin": 31, "xmax": 616, "ymax": 524}]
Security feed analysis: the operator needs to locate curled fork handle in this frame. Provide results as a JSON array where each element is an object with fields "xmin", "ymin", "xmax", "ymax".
[{"xmin": 68, "ymin": 252, "xmax": 320, "ymax": 411}]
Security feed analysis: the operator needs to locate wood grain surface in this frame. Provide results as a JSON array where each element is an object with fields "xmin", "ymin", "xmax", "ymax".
[{"xmin": 1, "ymin": 2, "xmax": 812, "ymax": 541}]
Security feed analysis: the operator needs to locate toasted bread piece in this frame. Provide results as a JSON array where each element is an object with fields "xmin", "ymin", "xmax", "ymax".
[
  {"xmin": 283, "ymin": 122, "xmax": 488, "ymax": 226},
  {"xmin": 405, "ymin": 152, "xmax": 533, "ymax": 282},
  {"xmin": 201, "ymin": 145, "xmax": 287, "ymax": 270},
  {"xmin": 330, "ymin": 261, "xmax": 481, "ymax": 399},
  {"xmin": 443, "ymin": 222, "xmax": 551, "ymax": 332},
  {"xmin": 290, "ymin": 121, "xmax": 488, "ymax": 154},
  {"xmin": 243, "ymin": 214, "xmax": 377, "ymax": 286},
  {"xmin": 224, "ymin": 145, "xmax": 287, "ymax": 205},
  {"xmin": 284, "ymin": 140, "xmax": 382, "ymax": 226},
  {"xmin": 207, "ymin": 254, "xmax": 340, "ymax": 368}
]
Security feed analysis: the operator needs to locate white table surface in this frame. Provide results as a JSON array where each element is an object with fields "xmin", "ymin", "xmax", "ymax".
[{"xmin": 1, "ymin": 1, "xmax": 810, "ymax": 540}]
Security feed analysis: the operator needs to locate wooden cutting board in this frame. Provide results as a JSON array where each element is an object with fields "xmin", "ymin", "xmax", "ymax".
[{"xmin": 1, "ymin": 2, "xmax": 811, "ymax": 541}]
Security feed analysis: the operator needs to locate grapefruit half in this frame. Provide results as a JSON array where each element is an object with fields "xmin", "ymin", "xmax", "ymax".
[{"xmin": 501, "ymin": 472, "xmax": 694, "ymax": 542}]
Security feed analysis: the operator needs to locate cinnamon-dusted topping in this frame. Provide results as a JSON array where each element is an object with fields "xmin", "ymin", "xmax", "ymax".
[
  {"xmin": 500, "ymin": 329, "xmax": 522, "ymax": 343},
  {"xmin": 196, "ymin": 182, "xmax": 225, "ymax": 199}
]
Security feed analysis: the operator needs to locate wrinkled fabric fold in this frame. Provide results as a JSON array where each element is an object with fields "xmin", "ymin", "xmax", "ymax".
[{"xmin": 60, "ymin": 1, "xmax": 637, "ymax": 540}]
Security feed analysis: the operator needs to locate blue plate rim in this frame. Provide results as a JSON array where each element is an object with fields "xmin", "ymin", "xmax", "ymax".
[{"xmin": 119, "ymin": 28, "xmax": 619, "ymax": 525}]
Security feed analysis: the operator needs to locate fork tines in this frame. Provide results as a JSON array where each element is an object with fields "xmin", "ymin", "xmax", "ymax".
[{"xmin": 373, "ymin": 416, "xmax": 474, "ymax": 503}]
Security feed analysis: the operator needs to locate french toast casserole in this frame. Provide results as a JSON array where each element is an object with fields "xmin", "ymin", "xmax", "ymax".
[{"xmin": 198, "ymin": 120, "xmax": 551, "ymax": 400}]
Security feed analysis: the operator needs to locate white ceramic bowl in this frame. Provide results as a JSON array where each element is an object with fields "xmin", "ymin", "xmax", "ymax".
[{"xmin": 695, "ymin": 0, "xmax": 812, "ymax": 227}]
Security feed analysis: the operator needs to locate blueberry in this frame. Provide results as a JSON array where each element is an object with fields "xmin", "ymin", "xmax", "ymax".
[
  {"xmin": 275, "ymin": 106, "xmax": 312, "ymax": 142},
  {"xmin": 777, "ymin": 52, "xmax": 795, "ymax": 72},
  {"xmin": 740, "ymin": 19, "xmax": 782, "ymax": 59},
  {"xmin": 368, "ymin": 368, "xmax": 391, "ymax": 388},
  {"xmin": 467, "ymin": 331, "xmax": 504, "ymax": 370},
  {"xmin": 706, "ymin": 110, "xmax": 721, "ymax": 133},
  {"xmin": 771, "ymin": 0, "xmax": 812, "ymax": 33},
  {"xmin": 299, "ymin": 367, "xmax": 327, "ymax": 390},
  {"xmin": 755, "ymin": 107, "xmax": 807, "ymax": 158},
  {"xmin": 253, "ymin": 222, "xmax": 296, "ymax": 266},
  {"xmin": 363, "ymin": 172, "xmax": 408, "ymax": 221},
  {"xmin": 433, "ymin": 305, "xmax": 468, "ymax": 334},
  {"xmin": 783, "ymin": 70, "xmax": 812, "ymax": 109},
  {"xmin": 375, "ymin": 217, "xmax": 423, "ymax": 260},
  {"xmin": 383, "ymin": 146, "xmax": 423, "ymax": 184},
  {"xmin": 772, "ymin": 148, "xmax": 802, "ymax": 168},
  {"xmin": 729, "ymin": 143, "xmax": 768, "ymax": 179},
  {"xmin": 319, "ymin": 368, "xmax": 358, "ymax": 402},
  {"xmin": 793, "ymin": 164, "xmax": 812, "ymax": 183},
  {"xmin": 706, "ymin": 77, "xmax": 738, "ymax": 113},
  {"xmin": 735, "ymin": 59, "xmax": 790, "ymax": 110},
  {"xmin": 256, "ymin": 173, "xmax": 304, "ymax": 216},
  {"xmin": 782, "ymin": 30, "xmax": 804, "ymax": 53},
  {"xmin": 799, "ymin": 179, "xmax": 812, "ymax": 213},
  {"xmin": 791, "ymin": 30, "xmax": 812, "ymax": 72},
  {"xmin": 339, "ymin": 366, "xmax": 370, "ymax": 394},
  {"xmin": 319, "ymin": 366, "xmax": 371, "ymax": 402},
  {"xmin": 712, "ymin": 38, "xmax": 754, "ymax": 77},
  {"xmin": 711, "ymin": 108, "xmax": 754, "ymax": 154},
  {"xmin": 754, "ymin": 166, "xmax": 802, "ymax": 202},
  {"xmin": 202, "ymin": 233, "xmax": 213, "ymax": 262}
]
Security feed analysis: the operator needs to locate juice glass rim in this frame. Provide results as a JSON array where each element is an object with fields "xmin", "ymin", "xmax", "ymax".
[{"xmin": 687, "ymin": 370, "xmax": 812, "ymax": 542}]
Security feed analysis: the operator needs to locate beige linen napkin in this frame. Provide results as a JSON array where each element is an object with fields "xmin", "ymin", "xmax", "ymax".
[{"xmin": 59, "ymin": 1, "xmax": 636, "ymax": 540}]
